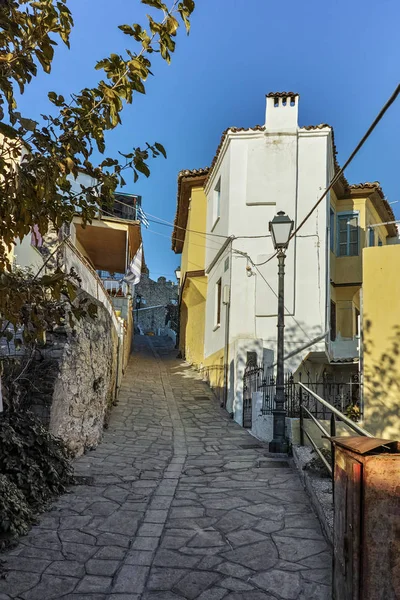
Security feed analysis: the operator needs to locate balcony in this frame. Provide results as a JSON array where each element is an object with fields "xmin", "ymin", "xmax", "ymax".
[{"xmin": 328, "ymin": 333, "xmax": 359, "ymax": 362}]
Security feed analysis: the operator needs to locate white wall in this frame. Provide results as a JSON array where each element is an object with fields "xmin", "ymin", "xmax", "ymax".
[
  {"xmin": 203, "ymin": 95, "xmax": 332, "ymax": 424},
  {"xmin": 13, "ymin": 235, "xmax": 44, "ymax": 272}
]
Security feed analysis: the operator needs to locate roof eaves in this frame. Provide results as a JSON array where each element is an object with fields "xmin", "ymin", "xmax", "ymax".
[
  {"xmin": 172, "ymin": 167, "xmax": 209, "ymax": 253},
  {"xmin": 204, "ymin": 125, "xmax": 266, "ymax": 189}
]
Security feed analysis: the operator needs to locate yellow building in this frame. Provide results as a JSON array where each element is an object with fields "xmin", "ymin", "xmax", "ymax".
[
  {"xmin": 299, "ymin": 181, "xmax": 396, "ymax": 387},
  {"xmin": 172, "ymin": 169, "xmax": 208, "ymax": 369},
  {"xmin": 362, "ymin": 244, "xmax": 400, "ymax": 440}
]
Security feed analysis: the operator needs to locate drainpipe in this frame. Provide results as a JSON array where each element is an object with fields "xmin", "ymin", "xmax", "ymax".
[
  {"xmin": 223, "ymin": 289, "xmax": 231, "ymax": 409},
  {"xmin": 223, "ymin": 240, "xmax": 234, "ymax": 409}
]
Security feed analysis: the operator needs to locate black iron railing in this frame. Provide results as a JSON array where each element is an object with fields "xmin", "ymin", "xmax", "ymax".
[
  {"xmin": 298, "ymin": 381, "xmax": 372, "ymax": 478},
  {"xmin": 258, "ymin": 372, "xmax": 361, "ymax": 420}
]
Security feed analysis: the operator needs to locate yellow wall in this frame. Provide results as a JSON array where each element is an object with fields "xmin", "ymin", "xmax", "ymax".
[
  {"xmin": 331, "ymin": 285, "xmax": 360, "ymax": 338},
  {"xmin": 202, "ymin": 346, "xmax": 225, "ymax": 404},
  {"xmin": 330, "ymin": 192, "xmax": 390, "ymax": 287},
  {"xmin": 363, "ymin": 245, "xmax": 400, "ymax": 440},
  {"xmin": 181, "ymin": 276, "xmax": 207, "ymax": 367},
  {"xmin": 179, "ymin": 185, "xmax": 208, "ymax": 367},
  {"xmin": 181, "ymin": 186, "xmax": 208, "ymax": 280},
  {"xmin": 330, "ymin": 193, "xmax": 367, "ymax": 285}
]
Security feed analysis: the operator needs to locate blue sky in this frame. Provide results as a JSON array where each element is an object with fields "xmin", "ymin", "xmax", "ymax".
[{"xmin": 17, "ymin": 0, "xmax": 400, "ymax": 279}]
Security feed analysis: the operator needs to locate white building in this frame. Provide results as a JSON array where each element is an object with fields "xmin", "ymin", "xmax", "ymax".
[{"xmin": 203, "ymin": 93, "xmax": 339, "ymax": 424}]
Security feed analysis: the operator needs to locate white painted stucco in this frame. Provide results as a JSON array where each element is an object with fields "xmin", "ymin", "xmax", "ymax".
[{"xmin": 204, "ymin": 93, "xmax": 334, "ymax": 423}]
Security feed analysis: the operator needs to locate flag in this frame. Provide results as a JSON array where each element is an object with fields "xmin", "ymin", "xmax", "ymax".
[
  {"xmin": 137, "ymin": 206, "xmax": 149, "ymax": 228},
  {"xmin": 123, "ymin": 243, "xmax": 143, "ymax": 286}
]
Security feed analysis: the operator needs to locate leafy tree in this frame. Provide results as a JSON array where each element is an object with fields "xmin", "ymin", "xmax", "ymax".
[{"xmin": 0, "ymin": 0, "xmax": 195, "ymax": 343}]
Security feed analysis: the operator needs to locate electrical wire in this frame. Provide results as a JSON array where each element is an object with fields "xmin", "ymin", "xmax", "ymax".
[
  {"xmin": 145, "ymin": 226, "xmax": 225, "ymax": 253},
  {"xmin": 233, "ymin": 248, "xmax": 312, "ymax": 342},
  {"xmin": 100, "ymin": 205, "xmax": 227, "ymax": 254},
  {"xmin": 289, "ymin": 83, "xmax": 400, "ymax": 243},
  {"xmin": 246, "ymin": 83, "xmax": 400, "ymax": 266},
  {"xmin": 113, "ymin": 195, "xmax": 271, "ymax": 241},
  {"xmin": 113, "ymin": 197, "xmax": 230, "ymax": 240}
]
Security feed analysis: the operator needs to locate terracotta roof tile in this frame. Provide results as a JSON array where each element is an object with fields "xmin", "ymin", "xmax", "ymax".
[
  {"xmin": 204, "ymin": 125, "xmax": 265, "ymax": 188},
  {"xmin": 172, "ymin": 167, "xmax": 209, "ymax": 252},
  {"xmin": 266, "ymin": 91, "xmax": 299, "ymax": 98}
]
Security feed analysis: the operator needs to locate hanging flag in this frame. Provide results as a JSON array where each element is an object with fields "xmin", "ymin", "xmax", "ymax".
[
  {"xmin": 123, "ymin": 243, "xmax": 143, "ymax": 286},
  {"xmin": 137, "ymin": 206, "xmax": 149, "ymax": 228}
]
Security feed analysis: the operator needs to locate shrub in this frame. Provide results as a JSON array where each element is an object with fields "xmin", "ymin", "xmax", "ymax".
[
  {"xmin": 0, "ymin": 411, "xmax": 73, "ymax": 512},
  {"xmin": 0, "ymin": 474, "xmax": 34, "ymax": 550}
]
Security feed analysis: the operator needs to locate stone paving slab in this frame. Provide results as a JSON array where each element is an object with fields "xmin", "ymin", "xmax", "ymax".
[{"xmin": 0, "ymin": 336, "xmax": 332, "ymax": 599}]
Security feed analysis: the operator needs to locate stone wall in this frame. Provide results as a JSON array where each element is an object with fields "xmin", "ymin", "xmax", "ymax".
[
  {"xmin": 49, "ymin": 298, "xmax": 118, "ymax": 456},
  {"xmin": 3, "ymin": 295, "xmax": 120, "ymax": 457},
  {"xmin": 134, "ymin": 274, "xmax": 178, "ymax": 333}
]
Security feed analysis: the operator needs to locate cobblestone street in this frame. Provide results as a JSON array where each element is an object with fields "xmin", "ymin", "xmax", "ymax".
[{"xmin": 0, "ymin": 336, "xmax": 332, "ymax": 600}]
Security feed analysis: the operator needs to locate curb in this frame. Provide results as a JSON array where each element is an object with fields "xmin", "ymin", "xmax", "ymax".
[{"xmin": 291, "ymin": 445, "xmax": 333, "ymax": 545}]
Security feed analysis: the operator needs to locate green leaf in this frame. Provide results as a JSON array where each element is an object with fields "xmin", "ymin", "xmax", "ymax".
[
  {"xmin": 183, "ymin": 0, "xmax": 195, "ymax": 12},
  {"xmin": 154, "ymin": 142, "xmax": 167, "ymax": 158},
  {"xmin": 141, "ymin": 0, "xmax": 164, "ymax": 8},
  {"xmin": 118, "ymin": 24, "xmax": 134, "ymax": 35},
  {"xmin": 0, "ymin": 123, "xmax": 19, "ymax": 139}
]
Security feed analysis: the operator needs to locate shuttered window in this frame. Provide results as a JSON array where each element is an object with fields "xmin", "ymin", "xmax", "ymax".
[{"xmin": 337, "ymin": 213, "xmax": 359, "ymax": 256}]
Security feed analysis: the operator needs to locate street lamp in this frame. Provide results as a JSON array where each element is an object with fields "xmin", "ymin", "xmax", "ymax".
[
  {"xmin": 269, "ymin": 211, "xmax": 294, "ymax": 453},
  {"xmin": 175, "ymin": 266, "xmax": 181, "ymax": 284}
]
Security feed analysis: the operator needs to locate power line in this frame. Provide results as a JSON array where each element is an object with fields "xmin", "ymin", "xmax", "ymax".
[
  {"xmin": 233, "ymin": 248, "xmax": 312, "ymax": 342},
  {"xmin": 146, "ymin": 226, "xmax": 225, "ymax": 253},
  {"xmin": 289, "ymin": 83, "xmax": 400, "ymax": 242},
  {"xmin": 113, "ymin": 195, "xmax": 271, "ymax": 242},
  {"xmin": 100, "ymin": 206, "xmax": 225, "ymax": 253},
  {"xmin": 113, "ymin": 197, "xmax": 230, "ymax": 240},
  {"xmin": 248, "ymin": 83, "xmax": 400, "ymax": 267}
]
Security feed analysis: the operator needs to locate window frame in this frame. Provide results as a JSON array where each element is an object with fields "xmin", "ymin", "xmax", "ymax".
[
  {"xmin": 355, "ymin": 307, "xmax": 360, "ymax": 337},
  {"xmin": 368, "ymin": 227, "xmax": 375, "ymax": 247},
  {"xmin": 330, "ymin": 300, "xmax": 337, "ymax": 342},
  {"xmin": 336, "ymin": 211, "xmax": 360, "ymax": 257},
  {"xmin": 215, "ymin": 278, "xmax": 222, "ymax": 328},
  {"xmin": 330, "ymin": 207, "xmax": 335, "ymax": 253},
  {"xmin": 212, "ymin": 177, "xmax": 221, "ymax": 229}
]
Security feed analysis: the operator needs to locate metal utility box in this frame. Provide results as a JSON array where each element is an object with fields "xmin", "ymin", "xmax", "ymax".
[{"xmin": 332, "ymin": 436, "xmax": 400, "ymax": 600}]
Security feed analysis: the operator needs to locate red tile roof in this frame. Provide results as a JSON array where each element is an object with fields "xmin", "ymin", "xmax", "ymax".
[
  {"xmin": 266, "ymin": 92, "xmax": 299, "ymax": 98},
  {"xmin": 172, "ymin": 168, "xmax": 209, "ymax": 253}
]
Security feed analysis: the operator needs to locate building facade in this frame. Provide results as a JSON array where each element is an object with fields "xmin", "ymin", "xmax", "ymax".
[
  {"xmin": 172, "ymin": 169, "xmax": 209, "ymax": 369},
  {"xmin": 174, "ymin": 92, "xmax": 397, "ymax": 429}
]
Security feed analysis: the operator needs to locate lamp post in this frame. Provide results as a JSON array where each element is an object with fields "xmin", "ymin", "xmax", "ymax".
[
  {"xmin": 174, "ymin": 266, "xmax": 181, "ymax": 350},
  {"xmin": 269, "ymin": 211, "xmax": 294, "ymax": 454}
]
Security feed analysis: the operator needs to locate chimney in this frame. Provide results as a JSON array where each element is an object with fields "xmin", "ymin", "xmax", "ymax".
[{"xmin": 265, "ymin": 92, "xmax": 299, "ymax": 132}]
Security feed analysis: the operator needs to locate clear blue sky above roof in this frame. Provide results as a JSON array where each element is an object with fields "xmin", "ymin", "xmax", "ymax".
[{"xmin": 16, "ymin": 0, "xmax": 400, "ymax": 278}]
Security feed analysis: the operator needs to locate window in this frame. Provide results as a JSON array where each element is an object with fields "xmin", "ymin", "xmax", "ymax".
[
  {"xmin": 213, "ymin": 178, "xmax": 221, "ymax": 225},
  {"xmin": 337, "ymin": 213, "xmax": 359, "ymax": 256},
  {"xmin": 330, "ymin": 207, "xmax": 335, "ymax": 252},
  {"xmin": 224, "ymin": 257, "xmax": 229, "ymax": 272},
  {"xmin": 215, "ymin": 278, "xmax": 222, "ymax": 327},
  {"xmin": 355, "ymin": 307, "xmax": 360, "ymax": 337},
  {"xmin": 368, "ymin": 227, "xmax": 375, "ymax": 247},
  {"xmin": 378, "ymin": 237, "xmax": 383, "ymax": 247},
  {"xmin": 330, "ymin": 301, "xmax": 336, "ymax": 342}
]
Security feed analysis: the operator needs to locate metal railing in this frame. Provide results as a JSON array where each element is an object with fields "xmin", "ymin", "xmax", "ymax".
[
  {"xmin": 62, "ymin": 240, "xmax": 121, "ymax": 333},
  {"xmin": 101, "ymin": 279, "xmax": 130, "ymax": 297},
  {"xmin": 255, "ymin": 371, "xmax": 361, "ymax": 420},
  {"xmin": 299, "ymin": 381, "xmax": 372, "ymax": 477}
]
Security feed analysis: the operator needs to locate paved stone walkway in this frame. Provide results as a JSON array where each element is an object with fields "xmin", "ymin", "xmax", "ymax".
[{"xmin": 0, "ymin": 336, "xmax": 332, "ymax": 600}]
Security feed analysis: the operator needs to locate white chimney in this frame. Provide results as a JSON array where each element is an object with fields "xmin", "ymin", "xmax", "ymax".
[{"xmin": 265, "ymin": 92, "xmax": 299, "ymax": 132}]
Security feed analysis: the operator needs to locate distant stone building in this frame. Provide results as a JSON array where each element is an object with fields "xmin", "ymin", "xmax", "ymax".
[{"xmin": 134, "ymin": 273, "xmax": 178, "ymax": 334}]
